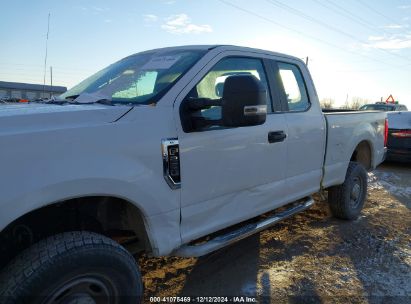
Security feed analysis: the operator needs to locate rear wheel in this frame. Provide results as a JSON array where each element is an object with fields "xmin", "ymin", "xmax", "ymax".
[
  {"xmin": 0, "ymin": 231, "xmax": 143, "ymax": 304},
  {"xmin": 328, "ymin": 162, "xmax": 368, "ymax": 220}
]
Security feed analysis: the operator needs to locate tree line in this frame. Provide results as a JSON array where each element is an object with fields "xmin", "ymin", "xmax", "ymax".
[{"xmin": 320, "ymin": 97, "xmax": 372, "ymax": 110}]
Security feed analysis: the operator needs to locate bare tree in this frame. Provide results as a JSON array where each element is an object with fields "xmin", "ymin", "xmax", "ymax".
[
  {"xmin": 341, "ymin": 97, "xmax": 371, "ymax": 110},
  {"xmin": 350, "ymin": 97, "xmax": 369, "ymax": 110},
  {"xmin": 341, "ymin": 101, "xmax": 350, "ymax": 109},
  {"xmin": 320, "ymin": 98, "xmax": 335, "ymax": 109}
]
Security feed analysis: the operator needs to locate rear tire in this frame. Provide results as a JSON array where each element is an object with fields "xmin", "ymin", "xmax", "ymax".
[
  {"xmin": 328, "ymin": 162, "xmax": 368, "ymax": 220},
  {"xmin": 0, "ymin": 231, "xmax": 143, "ymax": 304}
]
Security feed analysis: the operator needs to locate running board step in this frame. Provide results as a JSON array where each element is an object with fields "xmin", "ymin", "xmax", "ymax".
[{"xmin": 173, "ymin": 197, "xmax": 314, "ymax": 257}]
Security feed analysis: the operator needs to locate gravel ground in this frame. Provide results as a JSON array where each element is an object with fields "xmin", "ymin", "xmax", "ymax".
[{"xmin": 140, "ymin": 161, "xmax": 411, "ymax": 303}]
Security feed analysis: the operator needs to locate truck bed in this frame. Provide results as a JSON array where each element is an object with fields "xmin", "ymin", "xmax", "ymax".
[{"xmin": 321, "ymin": 111, "xmax": 386, "ymax": 188}]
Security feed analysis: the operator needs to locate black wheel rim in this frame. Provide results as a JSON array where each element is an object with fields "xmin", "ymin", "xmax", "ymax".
[
  {"xmin": 350, "ymin": 176, "xmax": 363, "ymax": 209},
  {"xmin": 43, "ymin": 274, "xmax": 117, "ymax": 304}
]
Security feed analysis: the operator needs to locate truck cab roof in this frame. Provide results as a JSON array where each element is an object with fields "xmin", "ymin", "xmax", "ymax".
[
  {"xmin": 126, "ymin": 44, "xmax": 305, "ymax": 64},
  {"xmin": 359, "ymin": 103, "xmax": 408, "ymax": 111}
]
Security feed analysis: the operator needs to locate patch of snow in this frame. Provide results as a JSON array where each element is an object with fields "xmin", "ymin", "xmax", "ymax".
[{"xmin": 368, "ymin": 171, "xmax": 411, "ymax": 199}]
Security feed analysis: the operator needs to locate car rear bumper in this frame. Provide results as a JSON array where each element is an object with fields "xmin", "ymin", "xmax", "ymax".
[{"xmin": 386, "ymin": 148, "xmax": 411, "ymax": 162}]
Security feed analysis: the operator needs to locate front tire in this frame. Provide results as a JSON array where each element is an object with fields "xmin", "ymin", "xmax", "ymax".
[
  {"xmin": 0, "ymin": 231, "xmax": 143, "ymax": 304},
  {"xmin": 328, "ymin": 162, "xmax": 368, "ymax": 220}
]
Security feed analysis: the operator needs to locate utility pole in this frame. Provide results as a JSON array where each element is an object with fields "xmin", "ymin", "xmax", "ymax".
[
  {"xmin": 50, "ymin": 66, "xmax": 53, "ymax": 98},
  {"xmin": 42, "ymin": 13, "xmax": 51, "ymax": 97},
  {"xmin": 305, "ymin": 56, "xmax": 309, "ymax": 66}
]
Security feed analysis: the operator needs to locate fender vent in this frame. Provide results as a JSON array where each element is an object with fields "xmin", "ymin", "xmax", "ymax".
[{"xmin": 161, "ymin": 138, "xmax": 181, "ymax": 189}]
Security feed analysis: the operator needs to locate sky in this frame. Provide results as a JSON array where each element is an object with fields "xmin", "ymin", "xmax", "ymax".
[{"xmin": 1, "ymin": 0, "xmax": 411, "ymax": 107}]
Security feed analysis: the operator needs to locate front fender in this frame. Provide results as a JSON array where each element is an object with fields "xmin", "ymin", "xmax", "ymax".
[{"xmin": 0, "ymin": 105, "xmax": 181, "ymax": 255}]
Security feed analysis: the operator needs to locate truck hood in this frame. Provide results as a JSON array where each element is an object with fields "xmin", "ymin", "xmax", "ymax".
[{"xmin": 0, "ymin": 103, "xmax": 133, "ymax": 134}]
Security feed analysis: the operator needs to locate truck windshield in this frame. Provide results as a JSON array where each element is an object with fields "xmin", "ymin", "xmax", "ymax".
[{"xmin": 60, "ymin": 49, "xmax": 206, "ymax": 105}]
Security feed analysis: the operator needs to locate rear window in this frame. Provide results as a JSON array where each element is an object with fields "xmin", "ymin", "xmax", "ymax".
[{"xmin": 277, "ymin": 62, "xmax": 310, "ymax": 112}]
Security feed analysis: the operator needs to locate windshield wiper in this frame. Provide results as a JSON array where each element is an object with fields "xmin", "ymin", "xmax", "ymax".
[
  {"xmin": 72, "ymin": 98, "xmax": 112, "ymax": 105},
  {"xmin": 45, "ymin": 93, "xmax": 112, "ymax": 105},
  {"xmin": 64, "ymin": 94, "xmax": 80, "ymax": 100},
  {"xmin": 30, "ymin": 93, "xmax": 112, "ymax": 105},
  {"xmin": 70, "ymin": 92, "xmax": 112, "ymax": 105}
]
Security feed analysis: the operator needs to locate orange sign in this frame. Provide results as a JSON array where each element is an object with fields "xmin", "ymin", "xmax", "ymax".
[{"xmin": 385, "ymin": 95, "xmax": 395, "ymax": 104}]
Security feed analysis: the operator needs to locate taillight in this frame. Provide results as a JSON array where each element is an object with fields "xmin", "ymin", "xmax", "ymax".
[
  {"xmin": 384, "ymin": 118, "xmax": 388, "ymax": 147},
  {"xmin": 391, "ymin": 130, "xmax": 411, "ymax": 138}
]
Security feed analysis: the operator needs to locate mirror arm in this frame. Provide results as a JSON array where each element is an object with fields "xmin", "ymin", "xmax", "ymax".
[
  {"xmin": 191, "ymin": 117, "xmax": 223, "ymax": 129},
  {"xmin": 184, "ymin": 97, "xmax": 222, "ymax": 111}
]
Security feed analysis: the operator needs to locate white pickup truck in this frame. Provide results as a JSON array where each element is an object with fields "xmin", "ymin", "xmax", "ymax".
[{"xmin": 0, "ymin": 45, "xmax": 386, "ymax": 303}]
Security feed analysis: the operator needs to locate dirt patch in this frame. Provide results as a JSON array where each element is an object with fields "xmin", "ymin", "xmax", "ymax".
[{"xmin": 140, "ymin": 163, "xmax": 411, "ymax": 303}]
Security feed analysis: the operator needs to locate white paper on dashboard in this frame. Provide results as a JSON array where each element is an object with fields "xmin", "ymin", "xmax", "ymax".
[{"xmin": 141, "ymin": 56, "xmax": 181, "ymax": 70}]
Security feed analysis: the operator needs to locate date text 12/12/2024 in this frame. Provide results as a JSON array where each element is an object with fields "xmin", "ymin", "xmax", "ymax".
[{"xmin": 149, "ymin": 296, "xmax": 257, "ymax": 303}]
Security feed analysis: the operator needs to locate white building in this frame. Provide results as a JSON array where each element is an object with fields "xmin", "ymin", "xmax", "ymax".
[{"xmin": 0, "ymin": 81, "xmax": 67, "ymax": 100}]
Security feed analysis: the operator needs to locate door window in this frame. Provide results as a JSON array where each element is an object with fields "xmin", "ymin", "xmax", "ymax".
[{"xmin": 186, "ymin": 57, "xmax": 271, "ymax": 123}]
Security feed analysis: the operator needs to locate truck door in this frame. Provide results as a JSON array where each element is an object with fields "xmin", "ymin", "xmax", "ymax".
[
  {"xmin": 173, "ymin": 53, "xmax": 288, "ymax": 243},
  {"xmin": 268, "ymin": 59, "xmax": 326, "ymax": 201}
]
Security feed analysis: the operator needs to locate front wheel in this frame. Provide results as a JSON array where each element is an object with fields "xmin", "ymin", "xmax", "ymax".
[
  {"xmin": 328, "ymin": 162, "xmax": 368, "ymax": 220},
  {"xmin": 0, "ymin": 231, "xmax": 143, "ymax": 304}
]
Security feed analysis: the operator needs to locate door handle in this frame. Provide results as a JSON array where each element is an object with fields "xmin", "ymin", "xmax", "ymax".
[{"xmin": 268, "ymin": 131, "xmax": 287, "ymax": 143}]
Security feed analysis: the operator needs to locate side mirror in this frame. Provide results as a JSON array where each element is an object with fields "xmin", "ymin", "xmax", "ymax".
[{"xmin": 221, "ymin": 75, "xmax": 267, "ymax": 127}]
